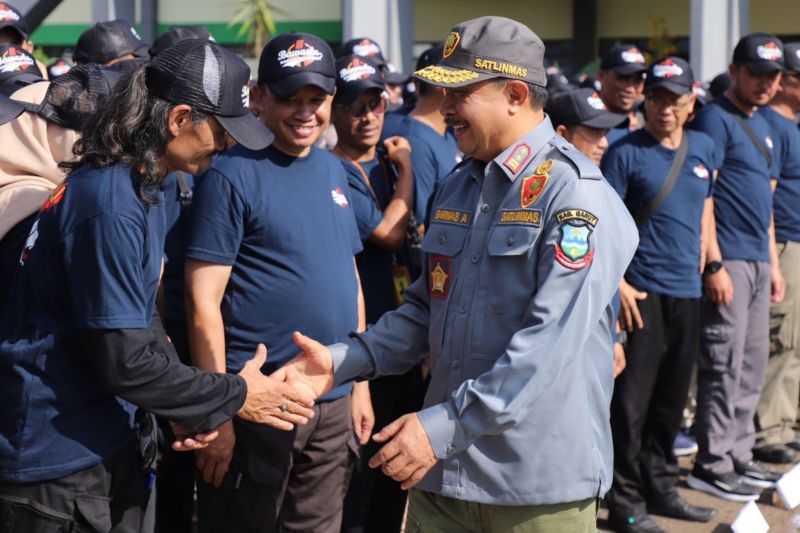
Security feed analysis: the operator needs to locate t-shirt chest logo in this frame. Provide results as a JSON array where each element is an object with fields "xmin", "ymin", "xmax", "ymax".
[
  {"xmin": 693, "ymin": 164, "xmax": 710, "ymax": 179},
  {"xmin": 331, "ymin": 187, "xmax": 349, "ymax": 207},
  {"xmin": 765, "ymin": 136, "xmax": 774, "ymax": 150},
  {"xmin": 429, "ymin": 256, "xmax": 451, "ymax": 299}
]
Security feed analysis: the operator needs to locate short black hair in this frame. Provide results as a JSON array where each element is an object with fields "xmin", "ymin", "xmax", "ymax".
[{"xmin": 493, "ymin": 78, "xmax": 548, "ymax": 109}]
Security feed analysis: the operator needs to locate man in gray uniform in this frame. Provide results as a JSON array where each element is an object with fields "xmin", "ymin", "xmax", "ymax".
[{"xmin": 276, "ymin": 16, "xmax": 638, "ymax": 531}]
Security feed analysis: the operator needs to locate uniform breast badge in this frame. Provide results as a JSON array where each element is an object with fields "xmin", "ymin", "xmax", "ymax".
[{"xmin": 429, "ymin": 256, "xmax": 451, "ymax": 299}]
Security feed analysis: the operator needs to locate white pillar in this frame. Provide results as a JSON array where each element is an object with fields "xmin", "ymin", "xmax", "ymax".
[
  {"xmin": 690, "ymin": 0, "xmax": 750, "ymax": 81},
  {"xmin": 342, "ymin": 0, "xmax": 414, "ymax": 74},
  {"xmin": 91, "ymin": 0, "xmax": 134, "ymax": 23}
]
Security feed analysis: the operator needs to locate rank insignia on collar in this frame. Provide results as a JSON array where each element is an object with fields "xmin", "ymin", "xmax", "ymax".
[
  {"xmin": 520, "ymin": 173, "xmax": 547, "ymax": 208},
  {"xmin": 429, "ymin": 256, "xmax": 451, "ymax": 299},
  {"xmin": 503, "ymin": 143, "xmax": 532, "ymax": 174},
  {"xmin": 554, "ymin": 209, "xmax": 597, "ymax": 270}
]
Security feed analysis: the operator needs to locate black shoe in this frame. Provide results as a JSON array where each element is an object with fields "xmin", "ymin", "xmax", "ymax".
[
  {"xmin": 648, "ymin": 495, "xmax": 717, "ymax": 522},
  {"xmin": 733, "ymin": 459, "xmax": 782, "ymax": 488},
  {"xmin": 607, "ymin": 512, "xmax": 666, "ymax": 533},
  {"xmin": 687, "ymin": 466, "xmax": 760, "ymax": 502},
  {"xmin": 753, "ymin": 444, "xmax": 795, "ymax": 464},
  {"xmin": 786, "ymin": 439, "xmax": 800, "ymax": 452}
]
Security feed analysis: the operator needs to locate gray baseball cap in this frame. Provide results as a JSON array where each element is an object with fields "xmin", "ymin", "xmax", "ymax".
[{"xmin": 413, "ymin": 16, "xmax": 546, "ymax": 88}]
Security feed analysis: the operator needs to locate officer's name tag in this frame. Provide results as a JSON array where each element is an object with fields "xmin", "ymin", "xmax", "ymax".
[
  {"xmin": 498, "ymin": 209, "xmax": 542, "ymax": 226},
  {"xmin": 432, "ymin": 208, "xmax": 471, "ymax": 227},
  {"xmin": 777, "ymin": 463, "xmax": 800, "ymax": 508}
]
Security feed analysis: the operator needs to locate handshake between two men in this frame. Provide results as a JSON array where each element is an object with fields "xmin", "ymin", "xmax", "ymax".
[{"xmin": 175, "ymin": 331, "xmax": 437, "ymax": 491}]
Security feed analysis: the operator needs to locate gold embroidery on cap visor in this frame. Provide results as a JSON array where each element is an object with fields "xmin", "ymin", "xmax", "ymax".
[{"xmin": 414, "ymin": 64, "xmax": 480, "ymax": 85}]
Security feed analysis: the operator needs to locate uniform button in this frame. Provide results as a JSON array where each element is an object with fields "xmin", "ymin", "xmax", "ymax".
[
  {"xmin": 452, "ymin": 359, "xmax": 461, "ymax": 369},
  {"xmin": 471, "ymin": 254, "xmax": 480, "ymax": 263},
  {"xmin": 506, "ymin": 237, "xmax": 515, "ymax": 246},
  {"xmin": 480, "ymin": 204, "xmax": 489, "ymax": 213},
  {"xmin": 459, "ymin": 305, "xmax": 467, "ymax": 314},
  {"xmin": 438, "ymin": 235, "xmax": 447, "ymax": 244}
]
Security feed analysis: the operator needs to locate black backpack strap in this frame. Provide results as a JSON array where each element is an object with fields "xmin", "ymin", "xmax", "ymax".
[
  {"xmin": 634, "ymin": 132, "xmax": 690, "ymax": 228},
  {"xmin": 731, "ymin": 113, "xmax": 772, "ymax": 168}
]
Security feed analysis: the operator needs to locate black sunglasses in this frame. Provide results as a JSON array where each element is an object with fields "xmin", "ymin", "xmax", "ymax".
[{"xmin": 337, "ymin": 95, "xmax": 387, "ymax": 119}]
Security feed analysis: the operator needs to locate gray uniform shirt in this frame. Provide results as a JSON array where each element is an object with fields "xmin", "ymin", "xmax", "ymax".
[{"xmin": 332, "ymin": 117, "xmax": 639, "ymax": 505}]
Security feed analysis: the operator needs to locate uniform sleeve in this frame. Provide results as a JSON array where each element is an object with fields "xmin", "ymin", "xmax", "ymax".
[
  {"xmin": 341, "ymin": 160, "xmax": 383, "ymax": 241},
  {"xmin": 600, "ymin": 143, "xmax": 629, "ymax": 200},
  {"xmin": 416, "ymin": 178, "xmax": 638, "ymax": 458},
  {"xmin": 64, "ymin": 213, "xmax": 150, "ymax": 329},
  {"xmin": 184, "ymin": 168, "xmax": 246, "ymax": 265}
]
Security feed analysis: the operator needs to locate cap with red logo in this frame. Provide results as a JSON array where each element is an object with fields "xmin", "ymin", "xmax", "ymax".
[
  {"xmin": 644, "ymin": 56, "xmax": 694, "ymax": 95},
  {"xmin": 0, "ymin": 43, "xmax": 43, "ymax": 96},
  {"xmin": 258, "ymin": 32, "xmax": 336, "ymax": 99},
  {"xmin": 784, "ymin": 42, "xmax": 800, "ymax": 74},
  {"xmin": 0, "ymin": 3, "xmax": 28, "ymax": 41},
  {"xmin": 733, "ymin": 33, "xmax": 784, "ymax": 74},
  {"xmin": 342, "ymin": 37, "xmax": 386, "ymax": 68},
  {"xmin": 547, "ymin": 88, "xmax": 629, "ymax": 129},
  {"xmin": 333, "ymin": 54, "xmax": 384, "ymax": 105},
  {"xmin": 601, "ymin": 45, "xmax": 647, "ymax": 76}
]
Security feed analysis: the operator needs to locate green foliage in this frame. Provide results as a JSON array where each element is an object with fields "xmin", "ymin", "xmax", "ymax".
[
  {"xmin": 32, "ymin": 46, "xmax": 50, "ymax": 65},
  {"xmin": 645, "ymin": 17, "xmax": 677, "ymax": 62},
  {"xmin": 229, "ymin": 0, "xmax": 290, "ymax": 56}
]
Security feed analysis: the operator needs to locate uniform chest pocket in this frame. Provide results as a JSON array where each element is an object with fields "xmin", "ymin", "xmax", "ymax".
[
  {"xmin": 485, "ymin": 225, "xmax": 540, "ymax": 314},
  {"xmin": 421, "ymin": 223, "xmax": 469, "ymax": 257}
]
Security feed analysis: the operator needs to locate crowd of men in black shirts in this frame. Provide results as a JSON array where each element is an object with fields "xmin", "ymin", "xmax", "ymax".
[{"xmin": 0, "ymin": 3, "xmax": 799, "ymax": 532}]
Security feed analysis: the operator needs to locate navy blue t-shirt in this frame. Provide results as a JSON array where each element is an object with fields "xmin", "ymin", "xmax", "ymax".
[
  {"xmin": 185, "ymin": 145, "xmax": 362, "ymax": 401},
  {"xmin": 0, "ymin": 164, "xmax": 165, "ymax": 482},
  {"xmin": 381, "ymin": 113, "xmax": 459, "ymax": 223},
  {"xmin": 760, "ymin": 106, "xmax": 800, "ymax": 243},
  {"xmin": 339, "ymin": 156, "xmax": 397, "ymax": 324},
  {"xmin": 602, "ymin": 129, "xmax": 716, "ymax": 298},
  {"xmin": 691, "ymin": 96, "xmax": 780, "ymax": 262},
  {"xmin": 161, "ymin": 172, "xmax": 196, "ymax": 325}
]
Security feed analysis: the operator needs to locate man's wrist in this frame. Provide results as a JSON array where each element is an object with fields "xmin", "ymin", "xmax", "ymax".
[{"xmin": 703, "ymin": 260, "xmax": 724, "ymax": 276}]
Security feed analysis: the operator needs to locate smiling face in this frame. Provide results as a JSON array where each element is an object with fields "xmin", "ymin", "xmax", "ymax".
[
  {"xmin": 440, "ymin": 79, "xmax": 513, "ymax": 162},
  {"xmin": 598, "ymin": 69, "xmax": 644, "ymax": 113},
  {"xmin": 331, "ymin": 88, "xmax": 385, "ymax": 152},
  {"xmin": 254, "ymin": 84, "xmax": 332, "ymax": 157}
]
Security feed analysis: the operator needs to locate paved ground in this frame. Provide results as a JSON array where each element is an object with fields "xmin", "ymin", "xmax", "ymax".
[{"xmin": 597, "ymin": 455, "xmax": 800, "ymax": 532}]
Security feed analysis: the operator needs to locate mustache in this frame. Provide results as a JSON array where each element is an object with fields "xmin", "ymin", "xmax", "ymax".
[{"xmin": 445, "ymin": 117, "xmax": 467, "ymax": 128}]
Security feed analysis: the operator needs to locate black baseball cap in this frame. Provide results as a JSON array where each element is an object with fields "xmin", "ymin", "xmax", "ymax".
[
  {"xmin": 645, "ymin": 56, "xmax": 694, "ymax": 94},
  {"xmin": 0, "ymin": 91, "xmax": 22, "ymax": 125},
  {"xmin": 342, "ymin": 37, "xmax": 386, "ymax": 67},
  {"xmin": 416, "ymin": 43, "xmax": 443, "ymax": 71},
  {"xmin": 733, "ymin": 33, "xmax": 784, "ymax": 74},
  {"xmin": 150, "ymin": 25, "xmax": 212, "ymax": 57},
  {"xmin": 548, "ymin": 88, "xmax": 628, "ymax": 129},
  {"xmin": 0, "ymin": 43, "xmax": 43, "ymax": 96},
  {"xmin": 334, "ymin": 54, "xmax": 384, "ymax": 105},
  {"xmin": 601, "ymin": 45, "xmax": 647, "ymax": 75},
  {"xmin": 414, "ymin": 16, "xmax": 546, "ymax": 88},
  {"xmin": 73, "ymin": 20, "xmax": 150, "ymax": 64},
  {"xmin": 148, "ymin": 39, "xmax": 273, "ymax": 150},
  {"xmin": 258, "ymin": 33, "xmax": 336, "ymax": 99},
  {"xmin": 30, "ymin": 60, "xmax": 141, "ymax": 131},
  {"xmin": 709, "ymin": 71, "xmax": 731, "ymax": 97},
  {"xmin": 0, "ymin": 3, "xmax": 27, "ymax": 41},
  {"xmin": 784, "ymin": 42, "xmax": 800, "ymax": 74}
]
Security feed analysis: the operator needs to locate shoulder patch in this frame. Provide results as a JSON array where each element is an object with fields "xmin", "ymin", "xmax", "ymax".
[{"xmin": 550, "ymin": 137, "xmax": 602, "ymax": 180}]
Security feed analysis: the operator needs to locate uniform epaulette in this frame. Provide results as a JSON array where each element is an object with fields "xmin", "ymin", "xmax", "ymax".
[{"xmin": 550, "ymin": 138, "xmax": 602, "ymax": 180}]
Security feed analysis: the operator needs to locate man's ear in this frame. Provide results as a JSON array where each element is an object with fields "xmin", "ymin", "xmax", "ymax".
[
  {"xmin": 166, "ymin": 104, "xmax": 194, "ymax": 137},
  {"xmin": 505, "ymin": 79, "xmax": 529, "ymax": 112},
  {"xmin": 555, "ymin": 123, "xmax": 572, "ymax": 141}
]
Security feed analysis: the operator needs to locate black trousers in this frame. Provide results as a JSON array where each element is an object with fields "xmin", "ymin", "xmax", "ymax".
[
  {"xmin": 341, "ymin": 368, "xmax": 428, "ymax": 533},
  {"xmin": 0, "ymin": 439, "xmax": 148, "ymax": 532},
  {"xmin": 606, "ymin": 293, "xmax": 699, "ymax": 516}
]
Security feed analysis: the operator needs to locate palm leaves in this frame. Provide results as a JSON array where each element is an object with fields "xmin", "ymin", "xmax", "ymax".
[{"xmin": 229, "ymin": 0, "xmax": 289, "ymax": 55}]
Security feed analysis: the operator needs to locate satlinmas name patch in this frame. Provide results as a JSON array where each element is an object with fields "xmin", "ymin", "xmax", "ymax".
[
  {"xmin": 498, "ymin": 209, "xmax": 542, "ymax": 226},
  {"xmin": 473, "ymin": 58, "xmax": 528, "ymax": 78},
  {"xmin": 432, "ymin": 208, "xmax": 471, "ymax": 226}
]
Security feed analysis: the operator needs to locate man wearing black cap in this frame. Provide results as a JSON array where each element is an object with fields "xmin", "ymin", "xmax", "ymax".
[
  {"xmin": 599, "ymin": 44, "xmax": 647, "ymax": 145},
  {"xmin": 277, "ymin": 15, "xmax": 638, "ymax": 531},
  {"xmin": 73, "ymin": 19, "xmax": 150, "ymax": 65},
  {"xmin": 329, "ymin": 54, "xmax": 422, "ymax": 533},
  {"xmin": 0, "ymin": 2, "xmax": 31, "ymax": 51},
  {"xmin": 600, "ymin": 56, "xmax": 718, "ymax": 532},
  {"xmin": 382, "ymin": 43, "xmax": 460, "ymax": 231},
  {"xmin": 0, "ymin": 42, "xmax": 43, "ymax": 96},
  {"xmin": 754, "ymin": 42, "xmax": 800, "ymax": 464},
  {"xmin": 0, "ymin": 40, "xmax": 312, "ymax": 532},
  {"xmin": 688, "ymin": 32, "xmax": 786, "ymax": 502},
  {"xmin": 185, "ymin": 33, "xmax": 364, "ymax": 532},
  {"xmin": 548, "ymin": 87, "xmax": 628, "ymax": 165}
]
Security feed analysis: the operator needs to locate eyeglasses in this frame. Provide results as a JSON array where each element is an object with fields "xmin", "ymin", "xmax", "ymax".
[
  {"xmin": 337, "ymin": 95, "xmax": 387, "ymax": 119},
  {"xmin": 645, "ymin": 93, "xmax": 692, "ymax": 111}
]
